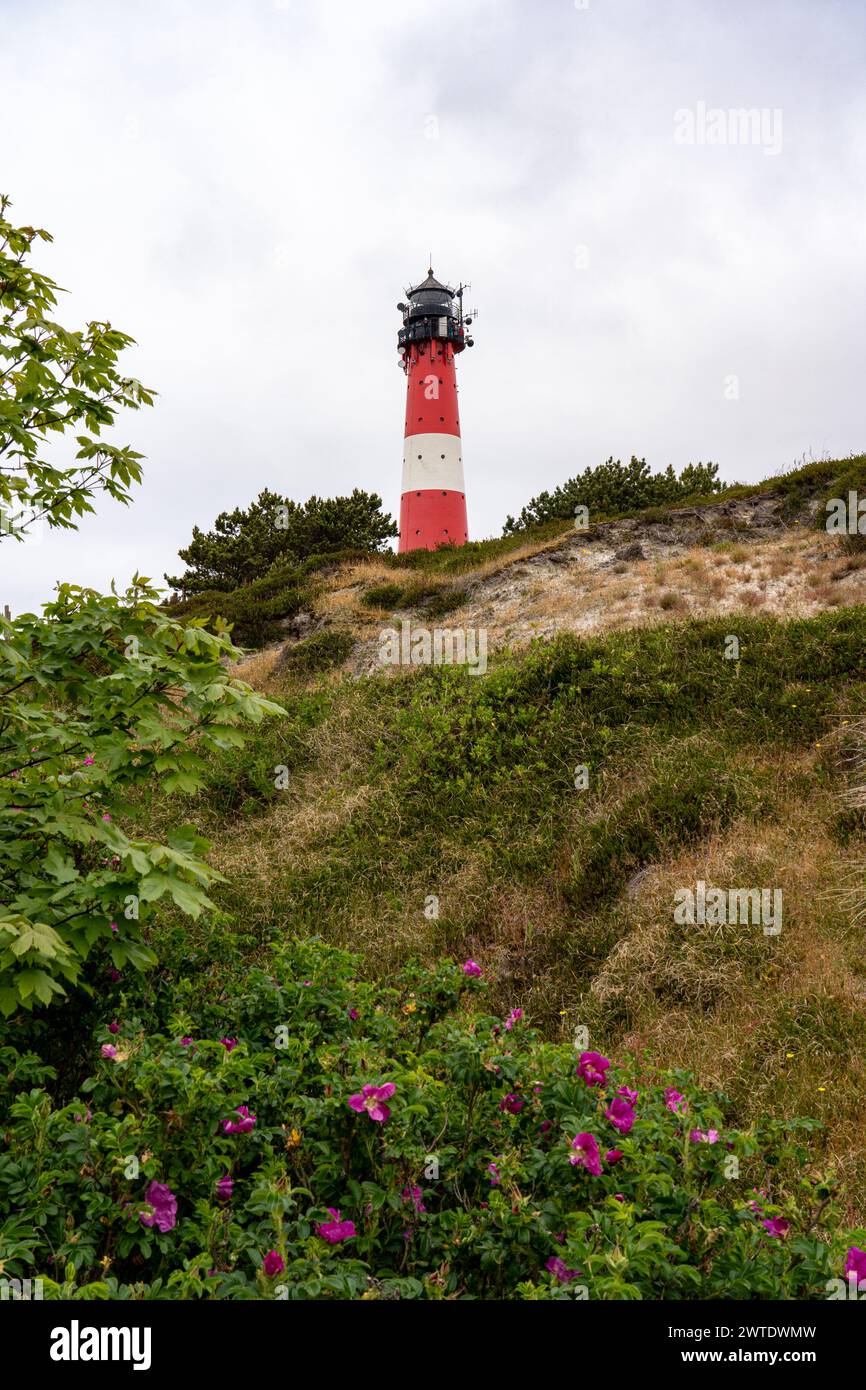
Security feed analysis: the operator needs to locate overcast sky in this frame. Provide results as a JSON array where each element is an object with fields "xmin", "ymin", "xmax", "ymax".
[{"xmin": 2, "ymin": 0, "xmax": 865, "ymax": 613}]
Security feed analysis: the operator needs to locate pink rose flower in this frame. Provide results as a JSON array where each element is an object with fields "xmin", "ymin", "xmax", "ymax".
[
  {"xmin": 761, "ymin": 1217, "xmax": 790, "ymax": 1239},
  {"xmin": 546, "ymin": 1256, "xmax": 581, "ymax": 1282},
  {"xmin": 348, "ymin": 1082, "xmax": 395, "ymax": 1123},
  {"xmin": 139, "ymin": 1181, "xmax": 177, "ymax": 1233},
  {"xmin": 223, "ymin": 1105, "xmax": 256, "ymax": 1134},
  {"xmin": 576, "ymin": 1051, "xmax": 611, "ymax": 1088},
  {"xmin": 316, "ymin": 1208, "xmax": 356, "ymax": 1243},
  {"xmin": 569, "ymin": 1132, "xmax": 602, "ymax": 1176},
  {"xmin": 402, "ymin": 1185, "xmax": 426, "ymax": 1214},
  {"xmin": 664, "ymin": 1086, "xmax": 687, "ymax": 1114},
  {"xmin": 499, "ymin": 1093, "xmax": 524, "ymax": 1115},
  {"xmin": 605, "ymin": 1097, "xmax": 636, "ymax": 1135}
]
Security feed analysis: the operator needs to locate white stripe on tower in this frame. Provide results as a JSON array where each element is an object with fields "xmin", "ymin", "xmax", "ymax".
[{"xmin": 401, "ymin": 434, "xmax": 464, "ymax": 493}]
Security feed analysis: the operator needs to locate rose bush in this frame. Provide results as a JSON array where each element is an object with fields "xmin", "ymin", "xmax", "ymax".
[{"xmin": 0, "ymin": 938, "xmax": 860, "ymax": 1300}]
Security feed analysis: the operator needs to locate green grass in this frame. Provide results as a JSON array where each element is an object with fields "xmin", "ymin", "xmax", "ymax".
[
  {"xmin": 136, "ymin": 605, "xmax": 866, "ymax": 961},
  {"xmin": 387, "ymin": 519, "xmax": 572, "ymax": 573},
  {"xmin": 359, "ymin": 577, "xmax": 468, "ymax": 617},
  {"xmin": 124, "ymin": 600, "xmax": 866, "ymax": 1215}
]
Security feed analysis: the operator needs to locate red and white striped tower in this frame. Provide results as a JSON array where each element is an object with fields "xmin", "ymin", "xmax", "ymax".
[{"xmin": 397, "ymin": 266, "xmax": 475, "ymax": 552}]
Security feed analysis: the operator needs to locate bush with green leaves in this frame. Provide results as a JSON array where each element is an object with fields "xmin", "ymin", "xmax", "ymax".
[
  {"xmin": 0, "ymin": 580, "xmax": 282, "ymax": 1015},
  {"xmin": 165, "ymin": 489, "xmax": 398, "ymax": 596},
  {"xmin": 276, "ymin": 629, "xmax": 355, "ymax": 677},
  {"xmin": 0, "ymin": 937, "xmax": 859, "ymax": 1300},
  {"xmin": 0, "ymin": 194, "xmax": 152, "ymax": 542},
  {"xmin": 165, "ymin": 548, "xmax": 376, "ymax": 647},
  {"xmin": 360, "ymin": 576, "xmax": 466, "ymax": 618},
  {"xmin": 816, "ymin": 456, "xmax": 866, "ymax": 552},
  {"xmin": 503, "ymin": 456, "xmax": 722, "ymax": 534}
]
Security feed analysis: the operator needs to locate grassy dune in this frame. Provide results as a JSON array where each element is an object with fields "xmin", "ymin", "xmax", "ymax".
[{"xmin": 131, "ymin": 600, "xmax": 866, "ymax": 1223}]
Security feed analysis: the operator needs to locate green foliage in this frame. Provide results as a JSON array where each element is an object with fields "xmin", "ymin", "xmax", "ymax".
[
  {"xmin": 166, "ymin": 548, "xmax": 381, "ymax": 648},
  {"xmin": 277, "ymin": 629, "xmax": 355, "ymax": 677},
  {"xmin": 815, "ymin": 456, "xmax": 866, "ymax": 550},
  {"xmin": 0, "ymin": 579, "xmax": 283, "ymax": 1015},
  {"xmin": 422, "ymin": 587, "xmax": 468, "ymax": 621},
  {"xmin": 361, "ymin": 581, "xmax": 406, "ymax": 609},
  {"xmin": 565, "ymin": 754, "xmax": 765, "ymax": 912},
  {"xmin": 0, "ymin": 194, "xmax": 153, "ymax": 541},
  {"xmin": 165, "ymin": 489, "xmax": 398, "ymax": 596},
  {"xmin": 361, "ymin": 577, "xmax": 467, "ymax": 618},
  {"xmin": 189, "ymin": 606, "xmax": 866, "ymax": 1024},
  {"xmin": 503, "ymin": 456, "xmax": 723, "ymax": 534},
  {"xmin": 167, "ymin": 570, "xmax": 307, "ymax": 647},
  {"xmin": 0, "ymin": 940, "xmax": 857, "ymax": 1300},
  {"xmin": 391, "ymin": 521, "xmax": 572, "ymax": 574}
]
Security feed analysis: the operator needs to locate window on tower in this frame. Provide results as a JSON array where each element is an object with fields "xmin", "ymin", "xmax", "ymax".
[{"xmin": 409, "ymin": 292, "xmax": 452, "ymax": 317}]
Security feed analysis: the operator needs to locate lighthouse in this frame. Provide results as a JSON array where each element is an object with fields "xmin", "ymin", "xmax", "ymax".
[{"xmin": 397, "ymin": 266, "xmax": 475, "ymax": 552}]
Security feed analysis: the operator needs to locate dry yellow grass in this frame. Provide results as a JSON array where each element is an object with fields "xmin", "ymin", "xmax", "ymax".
[
  {"xmin": 331, "ymin": 529, "xmax": 866, "ymax": 676},
  {"xmin": 580, "ymin": 776, "xmax": 866, "ymax": 1212},
  {"xmin": 230, "ymin": 647, "xmax": 281, "ymax": 690},
  {"xmin": 471, "ymin": 529, "xmax": 866, "ymax": 647}
]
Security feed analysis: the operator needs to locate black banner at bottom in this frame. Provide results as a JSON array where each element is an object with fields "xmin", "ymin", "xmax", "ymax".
[{"xmin": 3, "ymin": 1296, "xmax": 859, "ymax": 1376}]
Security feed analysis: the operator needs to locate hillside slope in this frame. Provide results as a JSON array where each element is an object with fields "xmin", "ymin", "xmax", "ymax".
[
  {"xmin": 336, "ymin": 491, "xmax": 866, "ymax": 674},
  {"xmin": 136, "ymin": 461, "xmax": 866, "ymax": 1222}
]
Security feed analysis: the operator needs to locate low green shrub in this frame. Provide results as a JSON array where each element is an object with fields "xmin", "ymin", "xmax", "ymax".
[
  {"xmin": 422, "ymin": 587, "xmax": 468, "ymax": 621},
  {"xmin": 361, "ymin": 577, "xmax": 466, "ymax": 618},
  {"xmin": 361, "ymin": 582, "xmax": 407, "ymax": 610},
  {"xmin": 805, "ymin": 457, "xmax": 866, "ymax": 534},
  {"xmin": 167, "ymin": 550, "xmax": 374, "ymax": 647},
  {"xmin": 278, "ymin": 630, "xmax": 355, "ymax": 676}
]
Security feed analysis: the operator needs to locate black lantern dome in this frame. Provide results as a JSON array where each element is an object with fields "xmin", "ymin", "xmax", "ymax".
[{"xmin": 398, "ymin": 265, "xmax": 468, "ymax": 353}]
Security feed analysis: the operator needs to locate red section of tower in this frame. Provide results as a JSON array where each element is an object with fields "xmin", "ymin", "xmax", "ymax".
[
  {"xmin": 399, "ymin": 489, "xmax": 468, "ymax": 548},
  {"xmin": 403, "ymin": 341, "xmax": 461, "ymax": 436},
  {"xmin": 396, "ymin": 267, "xmax": 475, "ymax": 553}
]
